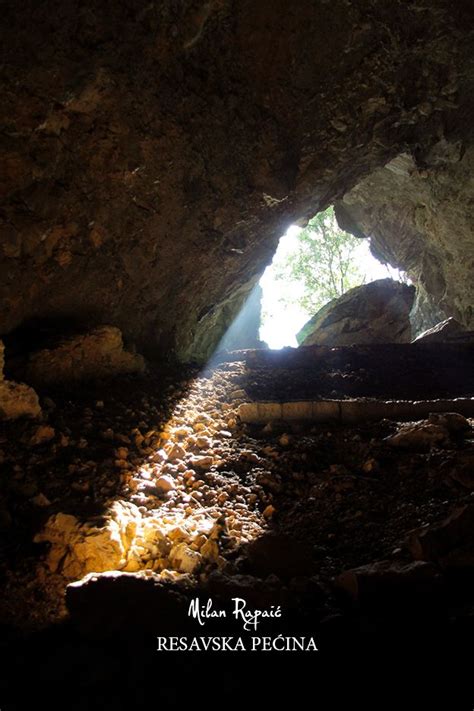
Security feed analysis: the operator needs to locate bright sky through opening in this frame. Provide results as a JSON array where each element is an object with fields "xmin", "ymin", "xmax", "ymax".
[{"xmin": 259, "ymin": 225, "xmax": 407, "ymax": 350}]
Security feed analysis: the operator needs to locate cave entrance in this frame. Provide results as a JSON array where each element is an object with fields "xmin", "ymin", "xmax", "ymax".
[{"xmin": 259, "ymin": 206, "xmax": 407, "ymax": 349}]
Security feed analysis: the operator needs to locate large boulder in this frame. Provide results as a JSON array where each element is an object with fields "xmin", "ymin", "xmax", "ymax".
[
  {"xmin": 25, "ymin": 326, "xmax": 145, "ymax": 385},
  {"xmin": 297, "ymin": 279, "xmax": 415, "ymax": 347}
]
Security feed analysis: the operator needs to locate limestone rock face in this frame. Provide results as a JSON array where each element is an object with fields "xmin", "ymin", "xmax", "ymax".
[
  {"xmin": 0, "ymin": 1, "xmax": 473, "ymax": 361},
  {"xmin": 297, "ymin": 279, "xmax": 415, "ymax": 347},
  {"xmin": 0, "ymin": 339, "xmax": 41, "ymax": 419},
  {"xmin": 25, "ymin": 326, "xmax": 145, "ymax": 384},
  {"xmin": 335, "ymin": 142, "xmax": 474, "ymax": 331},
  {"xmin": 409, "ymin": 287, "xmax": 448, "ymax": 339}
]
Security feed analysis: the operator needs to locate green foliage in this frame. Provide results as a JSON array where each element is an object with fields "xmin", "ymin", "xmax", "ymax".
[{"xmin": 272, "ymin": 207, "xmax": 366, "ymax": 315}]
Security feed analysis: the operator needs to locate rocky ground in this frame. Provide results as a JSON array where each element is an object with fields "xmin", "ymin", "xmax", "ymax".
[{"xmin": 1, "ymin": 351, "xmax": 474, "ymax": 707}]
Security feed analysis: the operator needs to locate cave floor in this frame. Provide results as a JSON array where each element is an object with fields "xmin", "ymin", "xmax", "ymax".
[
  {"xmin": 216, "ymin": 342, "xmax": 474, "ymax": 401},
  {"xmin": 1, "ymin": 345, "xmax": 474, "ymax": 708}
]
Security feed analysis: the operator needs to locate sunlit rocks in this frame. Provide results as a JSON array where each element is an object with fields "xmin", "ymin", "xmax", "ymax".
[
  {"xmin": 25, "ymin": 326, "xmax": 145, "ymax": 384},
  {"xmin": 34, "ymin": 507, "xmax": 131, "ymax": 578},
  {"xmin": 155, "ymin": 474, "xmax": 176, "ymax": 493},
  {"xmin": 35, "ymin": 493, "xmax": 231, "ymax": 580},
  {"xmin": 32, "ymin": 357, "xmax": 271, "ymax": 584},
  {"xmin": 188, "ymin": 454, "xmax": 215, "ymax": 469},
  {"xmin": 200, "ymin": 537, "xmax": 220, "ymax": 563}
]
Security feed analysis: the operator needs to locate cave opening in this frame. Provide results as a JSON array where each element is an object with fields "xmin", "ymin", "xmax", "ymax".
[
  {"xmin": 212, "ymin": 204, "xmax": 411, "ymax": 358},
  {"xmin": 258, "ymin": 206, "xmax": 408, "ymax": 349}
]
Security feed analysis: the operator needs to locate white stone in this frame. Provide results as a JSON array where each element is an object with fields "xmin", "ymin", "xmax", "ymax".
[{"xmin": 155, "ymin": 475, "xmax": 176, "ymax": 493}]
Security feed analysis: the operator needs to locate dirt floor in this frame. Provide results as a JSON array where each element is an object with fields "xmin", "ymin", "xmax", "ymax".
[{"xmin": 1, "ymin": 347, "xmax": 474, "ymax": 708}]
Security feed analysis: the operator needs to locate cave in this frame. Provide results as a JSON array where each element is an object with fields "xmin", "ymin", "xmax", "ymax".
[{"xmin": 1, "ymin": 2, "xmax": 474, "ymax": 708}]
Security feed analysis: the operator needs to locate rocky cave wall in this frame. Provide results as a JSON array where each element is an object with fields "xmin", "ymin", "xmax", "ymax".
[
  {"xmin": 335, "ymin": 142, "xmax": 474, "ymax": 333},
  {"xmin": 1, "ymin": 0, "xmax": 474, "ymax": 362}
]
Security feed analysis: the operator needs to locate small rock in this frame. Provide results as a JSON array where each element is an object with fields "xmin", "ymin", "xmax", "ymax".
[
  {"xmin": 155, "ymin": 475, "xmax": 176, "ymax": 494},
  {"xmin": 30, "ymin": 425, "xmax": 55, "ymax": 446},
  {"xmin": 200, "ymin": 538, "xmax": 220, "ymax": 562},
  {"xmin": 71, "ymin": 481, "xmax": 90, "ymax": 493},
  {"xmin": 362, "ymin": 458, "xmax": 378, "ymax": 474},
  {"xmin": 167, "ymin": 443, "xmax": 187, "ymax": 460},
  {"xmin": 31, "ymin": 493, "xmax": 52, "ymax": 507},
  {"xmin": 169, "ymin": 542, "xmax": 202, "ymax": 574},
  {"xmin": 189, "ymin": 455, "xmax": 214, "ymax": 469},
  {"xmin": 385, "ymin": 422, "xmax": 448, "ymax": 450},
  {"xmin": 115, "ymin": 459, "xmax": 129, "ymax": 470},
  {"xmin": 263, "ymin": 504, "xmax": 276, "ymax": 519},
  {"xmin": 195, "ymin": 435, "xmax": 212, "ymax": 449}
]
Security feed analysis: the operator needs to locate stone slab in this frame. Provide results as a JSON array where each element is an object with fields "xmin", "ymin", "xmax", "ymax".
[{"xmin": 238, "ymin": 398, "xmax": 474, "ymax": 424}]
